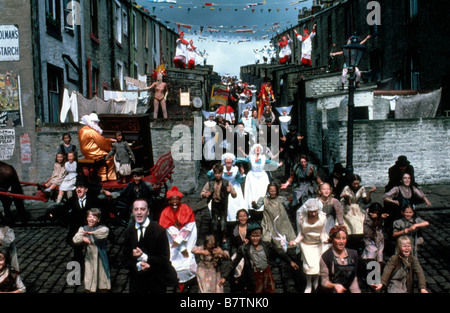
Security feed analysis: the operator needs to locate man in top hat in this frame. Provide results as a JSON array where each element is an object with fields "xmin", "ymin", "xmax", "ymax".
[
  {"xmin": 385, "ymin": 155, "xmax": 416, "ymax": 192},
  {"xmin": 159, "ymin": 186, "xmax": 198, "ymax": 291},
  {"xmin": 114, "ymin": 168, "xmax": 160, "ymax": 226},
  {"xmin": 78, "ymin": 112, "xmax": 116, "ymax": 182},
  {"xmin": 259, "ymin": 117, "xmax": 279, "ymax": 149},
  {"xmin": 50, "ymin": 176, "xmax": 105, "ymax": 267}
]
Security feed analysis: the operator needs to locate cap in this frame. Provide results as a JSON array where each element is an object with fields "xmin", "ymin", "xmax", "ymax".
[
  {"xmin": 131, "ymin": 168, "xmax": 144, "ymax": 176},
  {"xmin": 247, "ymin": 223, "xmax": 262, "ymax": 234}
]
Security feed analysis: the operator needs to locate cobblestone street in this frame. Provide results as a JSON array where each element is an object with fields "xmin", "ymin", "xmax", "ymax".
[{"xmin": 9, "ymin": 165, "xmax": 450, "ymax": 294}]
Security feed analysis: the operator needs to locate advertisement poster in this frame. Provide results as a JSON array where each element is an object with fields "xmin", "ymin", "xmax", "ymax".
[
  {"xmin": 0, "ymin": 128, "xmax": 15, "ymax": 160},
  {"xmin": 0, "ymin": 25, "xmax": 20, "ymax": 62},
  {"xmin": 0, "ymin": 71, "xmax": 22, "ymax": 127}
]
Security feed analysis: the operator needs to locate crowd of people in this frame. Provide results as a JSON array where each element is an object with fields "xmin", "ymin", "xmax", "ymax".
[{"xmin": 0, "ymin": 77, "xmax": 432, "ymax": 294}]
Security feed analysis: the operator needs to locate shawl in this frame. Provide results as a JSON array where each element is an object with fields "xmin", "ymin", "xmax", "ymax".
[{"xmin": 159, "ymin": 203, "xmax": 195, "ymax": 230}]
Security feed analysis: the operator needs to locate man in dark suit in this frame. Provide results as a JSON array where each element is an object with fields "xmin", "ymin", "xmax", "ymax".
[{"xmin": 122, "ymin": 198, "xmax": 178, "ymax": 293}]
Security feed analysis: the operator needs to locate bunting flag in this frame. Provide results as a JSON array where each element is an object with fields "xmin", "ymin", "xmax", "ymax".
[{"xmin": 136, "ymin": 0, "xmax": 302, "ymax": 42}]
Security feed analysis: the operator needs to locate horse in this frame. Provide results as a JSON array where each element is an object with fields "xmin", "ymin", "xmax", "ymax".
[{"xmin": 0, "ymin": 161, "xmax": 27, "ymax": 224}]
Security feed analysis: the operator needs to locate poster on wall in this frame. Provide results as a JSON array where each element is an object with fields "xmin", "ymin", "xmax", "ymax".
[
  {"xmin": 0, "ymin": 25, "xmax": 20, "ymax": 62},
  {"xmin": 0, "ymin": 72, "xmax": 23, "ymax": 127},
  {"xmin": 0, "ymin": 128, "xmax": 15, "ymax": 160}
]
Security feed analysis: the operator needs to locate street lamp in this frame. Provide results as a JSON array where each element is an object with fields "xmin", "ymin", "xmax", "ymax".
[{"xmin": 342, "ymin": 34, "xmax": 366, "ymax": 177}]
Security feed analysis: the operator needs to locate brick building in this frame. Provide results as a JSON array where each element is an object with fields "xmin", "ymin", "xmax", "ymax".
[{"xmin": 0, "ymin": 0, "xmax": 178, "ymax": 185}]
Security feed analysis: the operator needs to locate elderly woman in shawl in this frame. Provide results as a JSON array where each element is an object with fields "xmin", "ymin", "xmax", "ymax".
[
  {"xmin": 78, "ymin": 112, "xmax": 116, "ymax": 181},
  {"xmin": 159, "ymin": 186, "xmax": 197, "ymax": 291}
]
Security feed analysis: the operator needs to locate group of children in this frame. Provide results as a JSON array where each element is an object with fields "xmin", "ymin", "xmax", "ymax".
[{"xmin": 42, "ymin": 129, "xmax": 136, "ymax": 203}]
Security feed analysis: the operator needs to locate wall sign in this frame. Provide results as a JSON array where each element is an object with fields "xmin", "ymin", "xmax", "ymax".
[
  {"xmin": 0, "ymin": 25, "xmax": 20, "ymax": 61},
  {"xmin": 0, "ymin": 128, "xmax": 15, "ymax": 160}
]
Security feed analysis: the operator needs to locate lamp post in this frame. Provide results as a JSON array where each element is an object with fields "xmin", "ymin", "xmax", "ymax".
[{"xmin": 342, "ymin": 34, "xmax": 366, "ymax": 177}]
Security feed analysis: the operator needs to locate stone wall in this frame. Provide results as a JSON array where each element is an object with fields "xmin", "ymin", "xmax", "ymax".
[
  {"xmin": 150, "ymin": 116, "xmax": 201, "ymax": 195},
  {"xmin": 306, "ymin": 89, "xmax": 450, "ymax": 186},
  {"xmin": 34, "ymin": 115, "xmax": 202, "ymax": 196}
]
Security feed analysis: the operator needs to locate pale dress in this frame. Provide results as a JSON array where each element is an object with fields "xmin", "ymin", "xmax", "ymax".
[
  {"xmin": 59, "ymin": 161, "xmax": 77, "ymax": 192},
  {"xmin": 192, "ymin": 247, "xmax": 229, "ymax": 293},
  {"xmin": 295, "ymin": 211, "xmax": 329, "ymax": 275},
  {"xmin": 340, "ymin": 186, "xmax": 367, "ymax": 235},
  {"xmin": 240, "ymin": 155, "xmax": 280, "ymax": 211}
]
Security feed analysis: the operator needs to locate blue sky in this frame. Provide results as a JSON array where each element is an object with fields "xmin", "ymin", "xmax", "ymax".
[{"xmin": 136, "ymin": 0, "xmax": 313, "ymax": 76}]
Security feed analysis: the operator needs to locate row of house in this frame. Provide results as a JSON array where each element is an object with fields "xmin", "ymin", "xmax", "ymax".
[
  {"xmin": 241, "ymin": 0, "xmax": 450, "ymax": 185},
  {"xmin": 0, "ymin": 0, "xmax": 178, "ymax": 183}
]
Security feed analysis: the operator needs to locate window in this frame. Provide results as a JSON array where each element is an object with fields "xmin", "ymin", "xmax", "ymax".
[
  {"xmin": 143, "ymin": 19, "xmax": 148, "ymax": 49},
  {"xmin": 47, "ymin": 64, "xmax": 63, "ymax": 123},
  {"xmin": 64, "ymin": 0, "xmax": 79, "ymax": 32},
  {"xmin": 116, "ymin": 61, "xmax": 124, "ymax": 90},
  {"xmin": 123, "ymin": 9, "xmax": 128, "ymax": 37},
  {"xmin": 46, "ymin": 0, "xmax": 61, "ymax": 38},
  {"xmin": 90, "ymin": 0, "xmax": 99, "ymax": 39},
  {"xmin": 115, "ymin": 2, "xmax": 122, "ymax": 43},
  {"xmin": 133, "ymin": 62, "xmax": 138, "ymax": 79},
  {"xmin": 410, "ymin": 58, "xmax": 420, "ymax": 90},
  {"xmin": 409, "ymin": 0, "xmax": 418, "ymax": 18},
  {"xmin": 46, "ymin": 0, "xmax": 58, "ymax": 21},
  {"xmin": 92, "ymin": 67, "xmax": 100, "ymax": 98},
  {"xmin": 133, "ymin": 12, "xmax": 138, "ymax": 49}
]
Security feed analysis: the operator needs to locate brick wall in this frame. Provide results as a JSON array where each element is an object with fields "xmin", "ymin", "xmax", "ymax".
[
  {"xmin": 307, "ymin": 95, "xmax": 450, "ymax": 186},
  {"xmin": 349, "ymin": 118, "xmax": 450, "ymax": 186}
]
